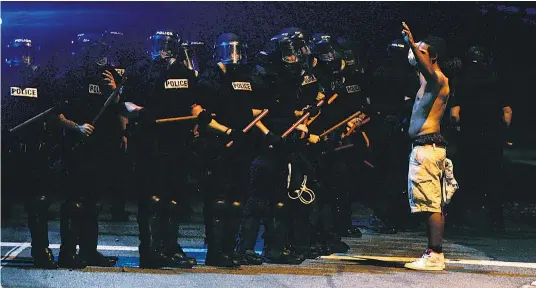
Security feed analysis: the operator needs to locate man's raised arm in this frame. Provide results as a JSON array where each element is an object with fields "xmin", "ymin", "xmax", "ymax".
[{"xmin": 402, "ymin": 22, "xmax": 440, "ymax": 83}]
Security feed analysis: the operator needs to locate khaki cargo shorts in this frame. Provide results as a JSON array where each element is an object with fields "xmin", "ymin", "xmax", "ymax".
[{"xmin": 408, "ymin": 144, "xmax": 446, "ymax": 213}]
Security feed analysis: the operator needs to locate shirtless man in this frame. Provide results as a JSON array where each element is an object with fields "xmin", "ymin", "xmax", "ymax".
[{"xmin": 401, "ymin": 22, "xmax": 450, "ymax": 271}]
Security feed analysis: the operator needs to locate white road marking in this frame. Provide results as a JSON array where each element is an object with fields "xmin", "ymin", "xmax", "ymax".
[
  {"xmin": 0, "ymin": 243, "xmax": 30, "ymax": 270},
  {"xmin": 3, "ymin": 242, "xmax": 536, "ymax": 269},
  {"xmin": 0, "ymin": 242, "xmax": 261, "ymax": 255},
  {"xmin": 321, "ymin": 254, "xmax": 536, "ymax": 269}
]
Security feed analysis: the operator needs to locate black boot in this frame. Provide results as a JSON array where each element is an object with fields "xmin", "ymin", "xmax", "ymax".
[
  {"xmin": 79, "ymin": 251, "xmax": 118, "ymax": 267},
  {"xmin": 225, "ymin": 200, "xmax": 248, "ymax": 266},
  {"xmin": 138, "ymin": 197, "xmax": 177, "ymax": 269},
  {"xmin": 78, "ymin": 202, "xmax": 117, "ymax": 267},
  {"xmin": 288, "ymin": 200, "xmax": 313, "ymax": 260},
  {"xmin": 58, "ymin": 202, "xmax": 87, "ymax": 269},
  {"xmin": 32, "ymin": 248, "xmax": 57, "ymax": 269},
  {"xmin": 236, "ymin": 197, "xmax": 267, "ymax": 265},
  {"xmin": 332, "ymin": 187, "xmax": 363, "ymax": 238},
  {"xmin": 27, "ymin": 196, "xmax": 57, "ymax": 269},
  {"xmin": 164, "ymin": 201, "xmax": 195, "ymax": 267},
  {"xmin": 242, "ymin": 249, "xmax": 264, "ymax": 265},
  {"xmin": 264, "ymin": 202, "xmax": 304, "ymax": 265},
  {"xmin": 205, "ymin": 220, "xmax": 239, "ymax": 268},
  {"xmin": 205, "ymin": 200, "xmax": 239, "ymax": 268}
]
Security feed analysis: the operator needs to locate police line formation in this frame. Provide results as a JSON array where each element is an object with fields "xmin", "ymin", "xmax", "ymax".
[{"xmin": 2, "ymin": 25, "xmax": 471, "ymax": 271}]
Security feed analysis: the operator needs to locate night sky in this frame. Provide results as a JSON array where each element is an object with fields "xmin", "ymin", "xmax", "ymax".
[{"xmin": 1, "ymin": 1, "xmax": 535, "ymax": 146}]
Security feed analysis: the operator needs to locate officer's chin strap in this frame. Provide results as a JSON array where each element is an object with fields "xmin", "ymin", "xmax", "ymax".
[{"xmin": 287, "ymin": 163, "xmax": 315, "ymax": 205}]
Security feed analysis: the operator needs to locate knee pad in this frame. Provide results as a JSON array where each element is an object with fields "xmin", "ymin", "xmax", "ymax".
[
  {"xmin": 229, "ymin": 200, "xmax": 243, "ymax": 218},
  {"xmin": 212, "ymin": 199, "xmax": 228, "ymax": 218},
  {"xmin": 167, "ymin": 200, "xmax": 180, "ymax": 214},
  {"xmin": 61, "ymin": 201, "xmax": 84, "ymax": 217},
  {"xmin": 30, "ymin": 195, "xmax": 50, "ymax": 213},
  {"xmin": 273, "ymin": 201, "xmax": 287, "ymax": 215},
  {"xmin": 147, "ymin": 195, "xmax": 164, "ymax": 213}
]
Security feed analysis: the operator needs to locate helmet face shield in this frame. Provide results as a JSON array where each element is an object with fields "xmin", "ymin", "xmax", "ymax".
[
  {"xmin": 215, "ymin": 41, "xmax": 247, "ymax": 65},
  {"xmin": 71, "ymin": 33, "xmax": 109, "ymax": 66},
  {"xmin": 181, "ymin": 44, "xmax": 195, "ymax": 70},
  {"xmin": 5, "ymin": 39, "xmax": 37, "ymax": 67},
  {"xmin": 6, "ymin": 39, "xmax": 36, "ymax": 66},
  {"xmin": 150, "ymin": 35, "xmax": 179, "ymax": 61},
  {"xmin": 279, "ymin": 41, "xmax": 301, "ymax": 64},
  {"xmin": 313, "ymin": 41, "xmax": 343, "ymax": 62},
  {"xmin": 187, "ymin": 42, "xmax": 208, "ymax": 72}
]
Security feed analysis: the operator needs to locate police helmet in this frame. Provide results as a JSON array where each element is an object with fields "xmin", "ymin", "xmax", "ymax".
[
  {"xmin": 5, "ymin": 37, "xmax": 39, "ymax": 67},
  {"xmin": 214, "ymin": 33, "xmax": 247, "ymax": 65},
  {"xmin": 147, "ymin": 28, "xmax": 181, "ymax": 61},
  {"xmin": 71, "ymin": 33, "xmax": 109, "ymax": 65},
  {"xmin": 465, "ymin": 46, "xmax": 488, "ymax": 64},
  {"xmin": 310, "ymin": 33, "xmax": 343, "ymax": 63}
]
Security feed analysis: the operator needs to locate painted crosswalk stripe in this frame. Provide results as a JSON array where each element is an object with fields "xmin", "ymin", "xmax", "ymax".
[
  {"xmin": 321, "ymin": 254, "xmax": 536, "ymax": 269},
  {"xmin": 4, "ymin": 242, "xmax": 536, "ymax": 269},
  {"xmin": 0, "ymin": 243, "xmax": 30, "ymax": 270}
]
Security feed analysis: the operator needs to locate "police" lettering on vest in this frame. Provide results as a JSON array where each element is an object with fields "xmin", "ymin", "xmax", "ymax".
[
  {"xmin": 231, "ymin": 82, "xmax": 252, "ymax": 91},
  {"xmin": 89, "ymin": 84, "xmax": 102, "ymax": 95},
  {"xmin": 165, "ymin": 79, "xmax": 189, "ymax": 89},
  {"xmin": 302, "ymin": 74, "xmax": 317, "ymax": 86},
  {"xmin": 346, "ymin": 85, "xmax": 361, "ymax": 94},
  {"xmin": 115, "ymin": 68, "xmax": 125, "ymax": 77},
  {"xmin": 10, "ymin": 87, "xmax": 38, "ymax": 98},
  {"xmin": 156, "ymin": 31, "xmax": 174, "ymax": 36}
]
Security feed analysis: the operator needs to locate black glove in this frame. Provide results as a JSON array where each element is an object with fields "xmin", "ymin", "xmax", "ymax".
[
  {"xmin": 265, "ymin": 131, "xmax": 283, "ymax": 148},
  {"xmin": 197, "ymin": 110, "xmax": 213, "ymax": 126},
  {"xmin": 135, "ymin": 108, "xmax": 153, "ymax": 125},
  {"xmin": 228, "ymin": 129, "xmax": 247, "ymax": 143},
  {"xmin": 304, "ymin": 105, "xmax": 321, "ymax": 118}
]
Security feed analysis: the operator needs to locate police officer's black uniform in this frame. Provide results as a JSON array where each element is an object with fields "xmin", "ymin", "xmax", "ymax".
[
  {"xmin": 195, "ymin": 33, "xmax": 264, "ymax": 267},
  {"xmin": 126, "ymin": 29, "xmax": 198, "ymax": 269},
  {"xmin": 55, "ymin": 33, "xmax": 123, "ymax": 269},
  {"xmin": 2, "ymin": 38, "xmax": 58, "ymax": 268}
]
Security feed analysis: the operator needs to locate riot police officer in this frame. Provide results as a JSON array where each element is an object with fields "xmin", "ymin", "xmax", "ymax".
[
  {"xmin": 279, "ymin": 27, "xmax": 317, "ymax": 73},
  {"xmin": 180, "ymin": 40, "xmax": 210, "ymax": 75},
  {"xmin": 192, "ymin": 33, "xmax": 266, "ymax": 267},
  {"xmin": 101, "ymin": 29, "xmax": 131, "ymax": 222},
  {"xmin": 55, "ymin": 32, "xmax": 123, "ymax": 269},
  {"xmin": 450, "ymin": 45, "xmax": 511, "ymax": 231},
  {"xmin": 2, "ymin": 37, "xmax": 58, "ymax": 269},
  {"xmin": 235, "ymin": 34, "xmax": 320, "ymax": 265},
  {"xmin": 365, "ymin": 38, "xmax": 419, "ymax": 233},
  {"xmin": 125, "ymin": 28, "xmax": 197, "ymax": 269},
  {"xmin": 308, "ymin": 33, "xmax": 369, "ymax": 239}
]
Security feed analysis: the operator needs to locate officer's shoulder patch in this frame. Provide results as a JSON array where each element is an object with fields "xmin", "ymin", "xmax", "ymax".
[
  {"xmin": 114, "ymin": 68, "xmax": 125, "ymax": 77},
  {"xmin": 10, "ymin": 87, "xmax": 38, "ymax": 98},
  {"xmin": 88, "ymin": 84, "xmax": 102, "ymax": 95},
  {"xmin": 231, "ymin": 82, "xmax": 252, "ymax": 91},
  {"xmin": 165, "ymin": 79, "xmax": 189, "ymax": 89},
  {"xmin": 346, "ymin": 84, "xmax": 361, "ymax": 94},
  {"xmin": 302, "ymin": 74, "xmax": 317, "ymax": 86}
]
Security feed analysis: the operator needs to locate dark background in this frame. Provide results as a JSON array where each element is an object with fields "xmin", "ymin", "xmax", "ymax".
[{"xmin": 2, "ymin": 1, "xmax": 536, "ymax": 147}]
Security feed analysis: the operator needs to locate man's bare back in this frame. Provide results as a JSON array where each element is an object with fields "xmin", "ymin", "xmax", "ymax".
[{"xmin": 408, "ymin": 70, "xmax": 449, "ymax": 138}]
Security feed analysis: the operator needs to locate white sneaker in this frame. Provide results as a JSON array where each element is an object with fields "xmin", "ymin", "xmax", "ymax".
[{"xmin": 404, "ymin": 249, "xmax": 446, "ymax": 271}]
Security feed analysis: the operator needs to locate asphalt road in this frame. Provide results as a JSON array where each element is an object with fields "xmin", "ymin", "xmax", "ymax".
[{"xmin": 2, "ymin": 206, "xmax": 536, "ymax": 288}]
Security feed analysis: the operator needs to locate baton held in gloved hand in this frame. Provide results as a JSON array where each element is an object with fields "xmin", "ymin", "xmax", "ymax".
[
  {"xmin": 225, "ymin": 109, "xmax": 269, "ymax": 148},
  {"xmin": 282, "ymin": 99, "xmax": 325, "ymax": 139}
]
